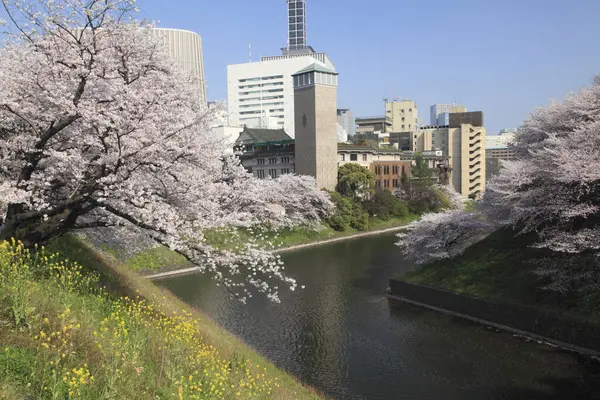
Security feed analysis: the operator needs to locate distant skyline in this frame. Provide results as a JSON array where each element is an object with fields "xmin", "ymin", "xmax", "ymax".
[{"xmin": 6, "ymin": 0, "xmax": 599, "ymax": 135}]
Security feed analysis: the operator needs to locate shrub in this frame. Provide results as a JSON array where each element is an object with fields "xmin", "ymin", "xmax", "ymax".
[
  {"xmin": 350, "ymin": 211, "xmax": 370, "ymax": 231},
  {"xmin": 327, "ymin": 191, "xmax": 370, "ymax": 232},
  {"xmin": 363, "ymin": 189, "xmax": 410, "ymax": 220},
  {"xmin": 327, "ymin": 215, "xmax": 347, "ymax": 232}
]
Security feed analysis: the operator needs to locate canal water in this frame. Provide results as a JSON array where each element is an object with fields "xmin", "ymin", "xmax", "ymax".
[{"xmin": 156, "ymin": 232, "xmax": 600, "ymax": 400}]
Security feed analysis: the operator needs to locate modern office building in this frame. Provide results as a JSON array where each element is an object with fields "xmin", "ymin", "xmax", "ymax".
[
  {"xmin": 430, "ymin": 104, "xmax": 467, "ymax": 126},
  {"xmin": 337, "ymin": 109, "xmax": 356, "ymax": 137},
  {"xmin": 293, "ymin": 63, "xmax": 339, "ymax": 190},
  {"xmin": 386, "ymin": 99, "xmax": 418, "ymax": 132},
  {"xmin": 227, "ymin": 57, "xmax": 334, "ymax": 137},
  {"xmin": 151, "ymin": 28, "xmax": 207, "ymax": 105},
  {"xmin": 227, "ymin": 1, "xmax": 335, "ymax": 138},
  {"xmin": 413, "ymin": 111, "xmax": 486, "ymax": 198}
]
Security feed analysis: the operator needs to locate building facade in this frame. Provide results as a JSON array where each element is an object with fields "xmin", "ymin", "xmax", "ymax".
[
  {"xmin": 337, "ymin": 144, "xmax": 449, "ymax": 189},
  {"xmin": 234, "ymin": 127, "xmax": 295, "ymax": 178},
  {"xmin": 486, "ymin": 129, "xmax": 516, "ymax": 148},
  {"xmin": 151, "ymin": 28, "xmax": 207, "ymax": 105},
  {"xmin": 385, "ymin": 99, "xmax": 418, "ymax": 132},
  {"xmin": 355, "ymin": 116, "xmax": 391, "ymax": 135},
  {"xmin": 413, "ymin": 111, "xmax": 486, "ymax": 198},
  {"xmin": 337, "ymin": 109, "xmax": 356, "ymax": 137},
  {"xmin": 293, "ymin": 63, "xmax": 339, "ymax": 190},
  {"xmin": 228, "ymin": 57, "xmax": 321, "ymax": 136},
  {"xmin": 429, "ymin": 104, "xmax": 467, "ymax": 126},
  {"xmin": 486, "ymin": 129, "xmax": 517, "ymax": 179}
]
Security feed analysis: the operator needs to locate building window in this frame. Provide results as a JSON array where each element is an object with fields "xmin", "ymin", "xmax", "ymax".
[
  {"xmin": 281, "ymin": 157, "xmax": 290, "ymax": 164},
  {"xmin": 269, "ymin": 169, "xmax": 277, "ymax": 178},
  {"xmin": 257, "ymin": 170, "xmax": 265, "ymax": 179},
  {"xmin": 281, "ymin": 168, "xmax": 290, "ymax": 175},
  {"xmin": 402, "ymin": 165, "xmax": 405, "ymax": 174},
  {"xmin": 341, "ymin": 154, "xmax": 345, "ymax": 161},
  {"xmin": 269, "ymin": 158, "xmax": 277, "ymax": 164},
  {"xmin": 375, "ymin": 166, "xmax": 382, "ymax": 175},
  {"xmin": 375, "ymin": 180, "xmax": 381, "ymax": 188},
  {"xmin": 257, "ymin": 158, "xmax": 265, "ymax": 165},
  {"xmin": 392, "ymin": 166, "xmax": 399, "ymax": 174},
  {"xmin": 392, "ymin": 179, "xmax": 399, "ymax": 187},
  {"xmin": 384, "ymin": 180, "xmax": 389, "ymax": 188},
  {"xmin": 383, "ymin": 166, "xmax": 390, "ymax": 175},
  {"xmin": 350, "ymin": 153, "xmax": 358, "ymax": 161},
  {"xmin": 362, "ymin": 154, "xmax": 367, "ymax": 161}
]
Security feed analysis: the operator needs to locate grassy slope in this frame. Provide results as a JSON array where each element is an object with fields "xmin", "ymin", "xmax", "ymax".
[
  {"xmin": 400, "ymin": 228, "xmax": 600, "ymax": 324},
  {"xmin": 111, "ymin": 216, "xmax": 419, "ymax": 275},
  {"xmin": 0, "ymin": 237, "xmax": 325, "ymax": 399}
]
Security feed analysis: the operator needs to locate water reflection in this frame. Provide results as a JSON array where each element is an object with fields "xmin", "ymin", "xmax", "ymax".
[{"xmin": 156, "ymin": 233, "xmax": 600, "ymax": 400}]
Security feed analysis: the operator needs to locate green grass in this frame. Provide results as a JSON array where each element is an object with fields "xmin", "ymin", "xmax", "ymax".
[
  {"xmin": 77, "ymin": 217, "xmax": 419, "ymax": 276},
  {"xmin": 399, "ymin": 227, "xmax": 600, "ymax": 325},
  {"xmin": 0, "ymin": 238, "xmax": 325, "ymax": 399}
]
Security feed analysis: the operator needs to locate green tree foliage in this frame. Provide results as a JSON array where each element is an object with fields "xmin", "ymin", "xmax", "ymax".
[
  {"xmin": 396, "ymin": 183, "xmax": 455, "ymax": 215},
  {"xmin": 363, "ymin": 189, "xmax": 409, "ymax": 221},
  {"xmin": 327, "ymin": 192, "xmax": 370, "ymax": 232},
  {"xmin": 337, "ymin": 163, "xmax": 375, "ymax": 200},
  {"xmin": 411, "ymin": 154, "xmax": 433, "ymax": 185}
]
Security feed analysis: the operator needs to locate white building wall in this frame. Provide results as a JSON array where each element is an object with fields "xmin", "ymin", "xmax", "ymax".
[
  {"xmin": 227, "ymin": 57, "xmax": 334, "ymax": 138},
  {"xmin": 151, "ymin": 28, "xmax": 207, "ymax": 105},
  {"xmin": 486, "ymin": 131, "xmax": 516, "ymax": 148},
  {"xmin": 211, "ymin": 126, "xmax": 243, "ymax": 154}
]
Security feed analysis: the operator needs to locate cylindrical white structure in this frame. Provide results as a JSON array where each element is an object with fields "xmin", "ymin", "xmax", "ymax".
[{"xmin": 151, "ymin": 28, "xmax": 207, "ymax": 105}]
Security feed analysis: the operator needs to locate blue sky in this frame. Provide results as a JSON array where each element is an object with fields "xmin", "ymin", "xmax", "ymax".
[
  {"xmin": 5, "ymin": 1, "xmax": 600, "ymax": 134},
  {"xmin": 135, "ymin": 0, "xmax": 600, "ymax": 134}
]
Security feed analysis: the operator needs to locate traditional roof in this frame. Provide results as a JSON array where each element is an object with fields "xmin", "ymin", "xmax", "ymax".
[
  {"xmin": 292, "ymin": 62, "xmax": 338, "ymax": 76},
  {"xmin": 236, "ymin": 127, "xmax": 293, "ymax": 144}
]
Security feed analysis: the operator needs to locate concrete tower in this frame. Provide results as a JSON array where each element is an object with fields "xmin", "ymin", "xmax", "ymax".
[
  {"xmin": 287, "ymin": 0, "xmax": 306, "ymax": 50},
  {"xmin": 151, "ymin": 28, "xmax": 207, "ymax": 105},
  {"xmin": 292, "ymin": 63, "xmax": 338, "ymax": 190}
]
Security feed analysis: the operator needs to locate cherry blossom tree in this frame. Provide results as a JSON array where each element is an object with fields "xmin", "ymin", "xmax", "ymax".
[
  {"xmin": 396, "ymin": 210, "xmax": 493, "ymax": 264},
  {"xmin": 483, "ymin": 75, "xmax": 600, "ymax": 292},
  {"xmin": 398, "ymin": 75, "xmax": 600, "ymax": 292},
  {"xmin": 0, "ymin": 0, "xmax": 333, "ymax": 302}
]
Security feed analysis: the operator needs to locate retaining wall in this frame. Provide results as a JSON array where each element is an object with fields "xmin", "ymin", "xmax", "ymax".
[{"xmin": 389, "ymin": 279, "xmax": 600, "ymax": 355}]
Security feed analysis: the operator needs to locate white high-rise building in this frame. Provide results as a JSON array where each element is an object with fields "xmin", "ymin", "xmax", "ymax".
[
  {"xmin": 226, "ymin": 0, "xmax": 335, "ymax": 138},
  {"xmin": 227, "ymin": 57, "xmax": 334, "ymax": 138},
  {"xmin": 151, "ymin": 28, "xmax": 207, "ymax": 105}
]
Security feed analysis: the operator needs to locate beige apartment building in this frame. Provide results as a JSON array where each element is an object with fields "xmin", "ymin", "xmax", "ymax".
[
  {"xmin": 385, "ymin": 99, "xmax": 418, "ymax": 132},
  {"xmin": 413, "ymin": 112, "xmax": 486, "ymax": 198}
]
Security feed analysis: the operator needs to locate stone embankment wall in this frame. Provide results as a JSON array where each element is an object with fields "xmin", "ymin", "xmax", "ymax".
[{"xmin": 389, "ymin": 279, "xmax": 600, "ymax": 356}]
